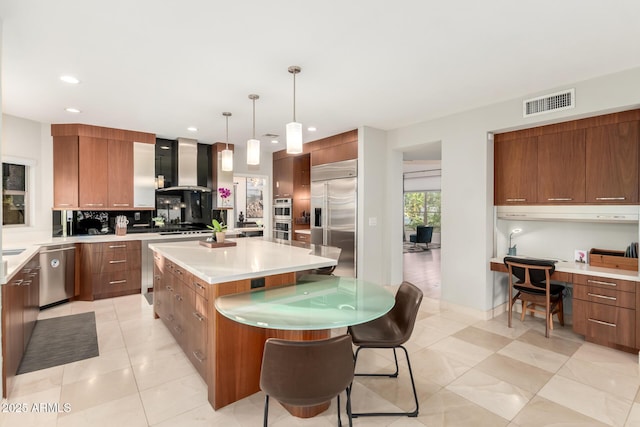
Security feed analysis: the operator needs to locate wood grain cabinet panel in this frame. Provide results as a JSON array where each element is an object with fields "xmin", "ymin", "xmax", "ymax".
[
  {"xmin": 586, "ymin": 121, "xmax": 639, "ymax": 204},
  {"xmin": 494, "ymin": 136, "xmax": 538, "ymax": 205},
  {"xmin": 573, "ymin": 299, "xmax": 635, "ymax": 348},
  {"xmin": 273, "ymin": 156, "xmax": 294, "ymax": 198},
  {"xmin": 537, "ymin": 130, "xmax": 586, "ymax": 204},
  {"xmin": 52, "ymin": 136, "xmax": 79, "ymax": 208},
  {"xmin": 107, "ymin": 139, "xmax": 134, "ymax": 208},
  {"xmin": 78, "ymin": 137, "xmax": 109, "ymax": 209}
]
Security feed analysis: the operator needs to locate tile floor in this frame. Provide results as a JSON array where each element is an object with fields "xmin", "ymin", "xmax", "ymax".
[{"xmin": 2, "ymin": 290, "xmax": 640, "ymax": 426}]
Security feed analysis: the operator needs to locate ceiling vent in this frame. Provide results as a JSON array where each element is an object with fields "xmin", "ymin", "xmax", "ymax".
[{"xmin": 523, "ymin": 88, "xmax": 575, "ymax": 117}]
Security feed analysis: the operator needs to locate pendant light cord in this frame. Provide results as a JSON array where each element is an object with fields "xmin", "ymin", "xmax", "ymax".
[
  {"xmin": 292, "ymin": 71, "xmax": 296, "ymax": 122},
  {"xmin": 252, "ymin": 97, "xmax": 256, "ymax": 139},
  {"xmin": 225, "ymin": 114, "xmax": 229, "ymax": 149}
]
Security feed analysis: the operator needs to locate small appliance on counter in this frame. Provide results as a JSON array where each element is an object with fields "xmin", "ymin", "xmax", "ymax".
[{"xmin": 115, "ymin": 215, "xmax": 129, "ymax": 236}]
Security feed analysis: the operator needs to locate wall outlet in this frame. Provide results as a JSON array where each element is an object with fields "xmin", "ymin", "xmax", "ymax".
[{"xmin": 134, "ymin": 212, "xmax": 141, "ymax": 221}]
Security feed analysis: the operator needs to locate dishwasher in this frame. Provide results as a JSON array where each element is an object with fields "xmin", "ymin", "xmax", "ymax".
[{"xmin": 40, "ymin": 244, "xmax": 76, "ymax": 307}]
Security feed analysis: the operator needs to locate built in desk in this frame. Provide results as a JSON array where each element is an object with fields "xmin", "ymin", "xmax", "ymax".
[{"xmin": 490, "ymin": 256, "xmax": 640, "ymax": 353}]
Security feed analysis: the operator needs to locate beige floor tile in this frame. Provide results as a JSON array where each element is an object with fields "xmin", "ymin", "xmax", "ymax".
[
  {"xmin": 95, "ymin": 319, "xmax": 126, "ymax": 352},
  {"xmin": 59, "ymin": 367, "xmax": 138, "ymax": 414},
  {"xmin": 474, "ymin": 353, "xmax": 553, "ymax": 394},
  {"xmin": 512, "ymin": 395, "xmax": 609, "ymax": 427},
  {"xmin": 429, "ymin": 336, "xmax": 494, "ymax": 367},
  {"xmin": 0, "ymin": 387, "xmax": 60, "ymax": 427},
  {"xmin": 418, "ymin": 389, "xmax": 509, "ymax": 427},
  {"xmin": 353, "ymin": 347, "xmax": 396, "ymax": 376},
  {"xmin": 572, "ymin": 342, "xmax": 640, "ymax": 377},
  {"xmin": 410, "ymin": 347, "xmax": 473, "ymax": 387},
  {"xmin": 10, "ymin": 365, "xmax": 63, "ymax": 398},
  {"xmin": 447, "ymin": 369, "xmax": 533, "ymax": 420},
  {"xmin": 56, "ymin": 394, "xmax": 147, "ymax": 427},
  {"xmin": 498, "ymin": 340, "xmax": 569, "ymax": 373},
  {"xmin": 420, "ymin": 314, "xmax": 469, "ymax": 336},
  {"xmin": 452, "ymin": 326, "xmax": 513, "ymax": 352},
  {"xmin": 37, "ymin": 304, "xmax": 72, "ymax": 320},
  {"xmin": 348, "ymin": 381, "xmax": 406, "ymax": 418},
  {"xmin": 626, "ymin": 402, "xmax": 640, "ymax": 426},
  {"xmin": 538, "ymin": 375, "xmax": 632, "ymax": 426},
  {"xmin": 473, "ymin": 313, "xmax": 531, "ymax": 339},
  {"xmin": 132, "ymin": 350, "xmax": 198, "ymax": 391},
  {"xmin": 516, "ymin": 328, "xmax": 583, "ymax": 357},
  {"xmin": 407, "ymin": 323, "xmax": 451, "ymax": 350},
  {"xmin": 558, "ymin": 357, "xmax": 640, "ymax": 401},
  {"xmin": 139, "ymin": 373, "xmax": 208, "ymax": 425},
  {"xmin": 61, "ymin": 346, "xmax": 131, "ymax": 385}
]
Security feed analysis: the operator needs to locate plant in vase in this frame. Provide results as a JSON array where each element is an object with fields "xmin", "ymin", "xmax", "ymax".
[
  {"xmin": 207, "ymin": 219, "xmax": 228, "ymax": 243},
  {"xmin": 218, "ymin": 187, "xmax": 231, "ymax": 207}
]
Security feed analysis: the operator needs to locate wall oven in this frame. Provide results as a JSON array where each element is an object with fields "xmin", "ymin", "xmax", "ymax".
[
  {"xmin": 273, "ymin": 220, "xmax": 292, "ymax": 241},
  {"xmin": 274, "ymin": 198, "xmax": 292, "ymax": 220}
]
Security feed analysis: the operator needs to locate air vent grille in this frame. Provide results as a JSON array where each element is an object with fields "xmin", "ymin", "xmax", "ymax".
[{"xmin": 523, "ymin": 88, "xmax": 575, "ymax": 117}]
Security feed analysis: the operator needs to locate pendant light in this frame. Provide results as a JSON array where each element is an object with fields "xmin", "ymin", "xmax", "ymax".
[
  {"xmin": 247, "ymin": 94, "xmax": 260, "ymax": 165},
  {"xmin": 221, "ymin": 112, "xmax": 233, "ymax": 172},
  {"xmin": 286, "ymin": 65, "xmax": 303, "ymax": 154}
]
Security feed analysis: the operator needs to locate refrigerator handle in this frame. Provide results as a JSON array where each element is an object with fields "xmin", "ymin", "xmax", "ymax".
[{"xmin": 314, "ymin": 208, "xmax": 322, "ymax": 227}]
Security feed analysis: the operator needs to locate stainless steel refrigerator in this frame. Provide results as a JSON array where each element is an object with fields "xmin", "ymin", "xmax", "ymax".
[{"xmin": 311, "ymin": 159, "xmax": 357, "ymax": 277}]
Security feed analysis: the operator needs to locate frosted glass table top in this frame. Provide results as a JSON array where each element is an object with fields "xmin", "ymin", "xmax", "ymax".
[{"xmin": 214, "ymin": 274, "xmax": 395, "ymax": 330}]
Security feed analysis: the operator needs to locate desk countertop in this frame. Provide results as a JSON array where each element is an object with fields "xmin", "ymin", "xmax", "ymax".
[
  {"xmin": 149, "ymin": 238, "xmax": 338, "ymax": 284},
  {"xmin": 490, "ymin": 256, "xmax": 640, "ymax": 282}
]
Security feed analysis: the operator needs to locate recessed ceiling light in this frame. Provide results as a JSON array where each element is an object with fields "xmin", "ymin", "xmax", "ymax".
[
  {"xmin": 187, "ymin": 126, "xmax": 198, "ymax": 132},
  {"xmin": 65, "ymin": 107, "xmax": 81, "ymax": 113},
  {"xmin": 307, "ymin": 126, "xmax": 317, "ymax": 132},
  {"xmin": 60, "ymin": 75, "xmax": 80, "ymax": 84},
  {"xmin": 271, "ymin": 140, "xmax": 279, "ymax": 144}
]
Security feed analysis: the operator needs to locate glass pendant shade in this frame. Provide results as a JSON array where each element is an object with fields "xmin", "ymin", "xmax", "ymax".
[
  {"xmin": 221, "ymin": 147, "xmax": 233, "ymax": 171},
  {"xmin": 247, "ymin": 138, "xmax": 260, "ymax": 165},
  {"xmin": 286, "ymin": 121, "xmax": 303, "ymax": 154}
]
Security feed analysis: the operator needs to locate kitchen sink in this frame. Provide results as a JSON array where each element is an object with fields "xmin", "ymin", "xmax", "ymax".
[{"xmin": 2, "ymin": 248, "xmax": 25, "ymax": 256}]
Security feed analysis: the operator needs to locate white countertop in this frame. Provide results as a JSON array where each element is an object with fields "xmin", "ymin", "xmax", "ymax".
[
  {"xmin": 149, "ymin": 238, "xmax": 338, "ymax": 284},
  {"xmin": 295, "ymin": 229, "xmax": 311, "ymax": 235},
  {"xmin": 490, "ymin": 256, "xmax": 640, "ymax": 282}
]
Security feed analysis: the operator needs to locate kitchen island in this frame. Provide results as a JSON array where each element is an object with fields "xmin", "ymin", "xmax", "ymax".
[{"xmin": 148, "ymin": 237, "xmax": 339, "ymax": 412}]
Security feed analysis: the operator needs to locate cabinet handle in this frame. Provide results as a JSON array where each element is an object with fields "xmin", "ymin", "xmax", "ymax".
[
  {"xmin": 13, "ymin": 279, "xmax": 24, "ymax": 286},
  {"xmin": 174, "ymin": 325, "xmax": 183, "ymax": 334},
  {"xmin": 166, "ymin": 285, "xmax": 173, "ymax": 291},
  {"xmin": 506, "ymin": 198, "xmax": 526, "ymax": 202},
  {"xmin": 22, "ymin": 280, "xmax": 32, "ymax": 286},
  {"xmin": 587, "ymin": 279, "xmax": 616, "ymax": 287},
  {"xmin": 154, "ymin": 275, "xmax": 161, "ymax": 280},
  {"xmin": 23, "ymin": 268, "xmax": 32, "ymax": 274},
  {"xmin": 109, "ymin": 279, "xmax": 127, "ymax": 285},
  {"xmin": 587, "ymin": 292, "xmax": 616, "ymax": 301},
  {"xmin": 596, "ymin": 197, "xmax": 626, "ymax": 201},
  {"xmin": 85, "ymin": 203, "xmax": 104, "ymax": 207},
  {"xmin": 167, "ymin": 314, "xmax": 174, "ymax": 322},
  {"xmin": 547, "ymin": 198, "xmax": 573, "ymax": 201},
  {"xmin": 175, "ymin": 269, "xmax": 183, "ymax": 275},
  {"xmin": 194, "ymin": 282, "xmax": 206, "ymax": 291},
  {"xmin": 112, "ymin": 203, "xmax": 130, "ymax": 207},
  {"xmin": 192, "ymin": 311, "xmax": 205, "ymax": 322},
  {"xmin": 588, "ymin": 318, "xmax": 616, "ymax": 327},
  {"xmin": 193, "ymin": 351, "xmax": 206, "ymax": 363},
  {"xmin": 504, "ymin": 214, "xmax": 527, "ymax": 217},
  {"xmin": 109, "ymin": 244, "xmax": 127, "ymax": 248},
  {"xmin": 175, "ymin": 294, "xmax": 183, "ymax": 301},
  {"xmin": 58, "ymin": 203, "xmax": 71, "ymax": 206},
  {"xmin": 109, "ymin": 260, "xmax": 127, "ymax": 264}
]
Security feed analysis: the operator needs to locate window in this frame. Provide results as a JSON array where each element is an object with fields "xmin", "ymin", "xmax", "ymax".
[
  {"xmin": 403, "ymin": 191, "xmax": 441, "ymax": 233},
  {"xmin": 3, "ymin": 162, "xmax": 28, "ymax": 226}
]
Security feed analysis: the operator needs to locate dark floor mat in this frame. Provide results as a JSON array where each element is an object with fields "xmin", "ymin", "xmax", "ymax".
[{"xmin": 17, "ymin": 311, "xmax": 99, "ymax": 374}]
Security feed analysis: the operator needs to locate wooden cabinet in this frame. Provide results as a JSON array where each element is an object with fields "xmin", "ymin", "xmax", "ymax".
[
  {"xmin": 537, "ymin": 130, "xmax": 586, "ymax": 203},
  {"xmin": 310, "ymin": 140, "xmax": 357, "ymax": 166},
  {"xmin": 1, "ymin": 253, "xmax": 40, "ymax": 397},
  {"xmin": 273, "ymin": 156, "xmax": 294, "ymax": 198},
  {"xmin": 586, "ymin": 121, "xmax": 639, "ymax": 204},
  {"xmin": 293, "ymin": 154, "xmax": 311, "ymax": 240},
  {"xmin": 572, "ymin": 274, "xmax": 636, "ymax": 349},
  {"xmin": 494, "ymin": 136, "xmax": 538, "ymax": 205},
  {"xmin": 51, "ymin": 124, "xmax": 154, "ymax": 210},
  {"xmin": 78, "ymin": 241, "xmax": 141, "ymax": 300},
  {"xmin": 152, "ymin": 252, "xmax": 209, "ymax": 381}
]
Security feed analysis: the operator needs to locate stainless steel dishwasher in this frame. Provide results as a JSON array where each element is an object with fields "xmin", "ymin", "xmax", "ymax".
[{"xmin": 39, "ymin": 244, "xmax": 76, "ymax": 307}]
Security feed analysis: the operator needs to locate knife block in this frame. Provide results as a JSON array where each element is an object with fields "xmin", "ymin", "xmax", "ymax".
[{"xmin": 115, "ymin": 225, "xmax": 127, "ymax": 236}]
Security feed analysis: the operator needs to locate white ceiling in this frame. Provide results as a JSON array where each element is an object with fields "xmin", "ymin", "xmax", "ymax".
[{"xmin": 1, "ymin": 0, "xmax": 640, "ymax": 156}]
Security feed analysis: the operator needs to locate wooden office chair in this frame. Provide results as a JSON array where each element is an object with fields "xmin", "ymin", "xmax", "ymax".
[
  {"xmin": 260, "ymin": 335, "xmax": 354, "ymax": 426},
  {"xmin": 348, "ymin": 281, "xmax": 423, "ymax": 418},
  {"xmin": 504, "ymin": 257, "xmax": 565, "ymax": 338}
]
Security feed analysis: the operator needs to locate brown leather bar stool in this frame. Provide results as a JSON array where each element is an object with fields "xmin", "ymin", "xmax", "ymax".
[
  {"xmin": 348, "ymin": 281, "xmax": 423, "ymax": 418},
  {"xmin": 504, "ymin": 257, "xmax": 565, "ymax": 338},
  {"xmin": 260, "ymin": 335, "xmax": 355, "ymax": 426}
]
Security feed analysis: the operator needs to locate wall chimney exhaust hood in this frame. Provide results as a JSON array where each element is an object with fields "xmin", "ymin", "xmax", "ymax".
[
  {"xmin": 157, "ymin": 138, "xmax": 211, "ymax": 192},
  {"xmin": 497, "ymin": 205, "xmax": 640, "ymax": 223}
]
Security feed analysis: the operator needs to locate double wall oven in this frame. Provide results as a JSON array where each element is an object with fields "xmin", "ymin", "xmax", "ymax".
[{"xmin": 273, "ymin": 198, "xmax": 292, "ymax": 240}]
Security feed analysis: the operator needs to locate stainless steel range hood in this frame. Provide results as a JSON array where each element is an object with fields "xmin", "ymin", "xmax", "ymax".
[{"xmin": 157, "ymin": 138, "xmax": 211, "ymax": 192}]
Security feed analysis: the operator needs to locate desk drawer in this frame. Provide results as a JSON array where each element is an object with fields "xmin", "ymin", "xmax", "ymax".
[
  {"xmin": 573, "ymin": 299, "xmax": 635, "ymax": 348},
  {"xmin": 573, "ymin": 285, "xmax": 635, "ymax": 309},
  {"xmin": 573, "ymin": 274, "xmax": 636, "ymax": 293}
]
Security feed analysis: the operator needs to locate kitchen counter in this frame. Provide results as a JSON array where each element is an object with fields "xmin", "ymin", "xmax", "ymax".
[
  {"xmin": 148, "ymin": 238, "xmax": 338, "ymax": 284},
  {"xmin": 490, "ymin": 256, "xmax": 640, "ymax": 282}
]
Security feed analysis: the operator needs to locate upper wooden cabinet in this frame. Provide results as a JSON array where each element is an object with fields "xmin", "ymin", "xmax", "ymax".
[
  {"xmin": 537, "ymin": 130, "xmax": 586, "ymax": 204},
  {"xmin": 586, "ymin": 121, "xmax": 639, "ymax": 204},
  {"xmin": 273, "ymin": 157, "xmax": 294, "ymax": 198},
  {"xmin": 494, "ymin": 136, "xmax": 537, "ymax": 205},
  {"xmin": 494, "ymin": 110, "xmax": 640, "ymax": 206},
  {"xmin": 51, "ymin": 124, "xmax": 154, "ymax": 210}
]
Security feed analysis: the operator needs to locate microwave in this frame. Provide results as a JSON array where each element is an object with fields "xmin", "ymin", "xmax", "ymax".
[{"xmin": 274, "ymin": 198, "xmax": 292, "ymax": 220}]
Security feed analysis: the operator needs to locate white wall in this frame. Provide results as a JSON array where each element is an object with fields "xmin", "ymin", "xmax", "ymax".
[
  {"xmin": 1, "ymin": 115, "xmax": 53, "ymax": 243},
  {"xmin": 382, "ymin": 66, "xmax": 640, "ymax": 316}
]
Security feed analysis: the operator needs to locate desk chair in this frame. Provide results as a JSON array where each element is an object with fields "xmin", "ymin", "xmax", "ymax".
[
  {"xmin": 260, "ymin": 335, "xmax": 354, "ymax": 426},
  {"xmin": 348, "ymin": 281, "xmax": 423, "ymax": 418},
  {"xmin": 409, "ymin": 226, "xmax": 433, "ymax": 250},
  {"xmin": 504, "ymin": 257, "xmax": 565, "ymax": 338}
]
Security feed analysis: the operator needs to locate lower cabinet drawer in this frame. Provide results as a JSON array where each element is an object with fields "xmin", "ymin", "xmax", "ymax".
[
  {"xmin": 573, "ymin": 285, "xmax": 635, "ymax": 309},
  {"xmin": 573, "ymin": 299, "xmax": 635, "ymax": 348},
  {"xmin": 93, "ymin": 270, "xmax": 141, "ymax": 296}
]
